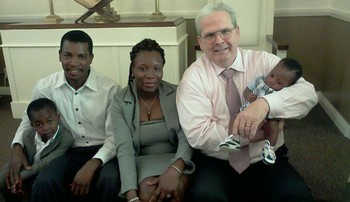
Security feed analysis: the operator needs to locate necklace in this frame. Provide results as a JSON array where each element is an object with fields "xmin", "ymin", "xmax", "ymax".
[{"xmin": 138, "ymin": 93, "xmax": 158, "ymax": 119}]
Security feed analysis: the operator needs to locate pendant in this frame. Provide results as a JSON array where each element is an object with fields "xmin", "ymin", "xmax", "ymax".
[{"xmin": 147, "ymin": 109, "xmax": 151, "ymax": 120}]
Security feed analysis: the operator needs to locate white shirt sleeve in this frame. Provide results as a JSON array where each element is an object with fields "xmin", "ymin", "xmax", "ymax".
[{"xmin": 264, "ymin": 77, "xmax": 319, "ymax": 119}]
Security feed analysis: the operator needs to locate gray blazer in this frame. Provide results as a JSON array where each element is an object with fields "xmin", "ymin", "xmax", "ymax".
[
  {"xmin": 0, "ymin": 126, "xmax": 74, "ymax": 188},
  {"xmin": 111, "ymin": 81, "xmax": 194, "ymax": 196}
]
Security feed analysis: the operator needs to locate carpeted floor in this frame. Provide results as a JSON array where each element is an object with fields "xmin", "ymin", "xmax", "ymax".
[
  {"xmin": 0, "ymin": 95, "xmax": 349, "ymax": 201},
  {"xmin": 283, "ymin": 104, "xmax": 350, "ymax": 201},
  {"xmin": 0, "ymin": 95, "xmax": 21, "ymax": 168}
]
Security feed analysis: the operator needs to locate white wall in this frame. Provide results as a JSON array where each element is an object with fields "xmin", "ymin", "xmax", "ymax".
[
  {"xmin": 0, "ymin": 0, "xmax": 275, "ymax": 51},
  {"xmin": 1, "ymin": 0, "xmax": 349, "ymax": 22},
  {"xmin": 275, "ymin": 0, "xmax": 350, "ymax": 22},
  {"xmin": 330, "ymin": 0, "xmax": 350, "ymax": 21},
  {"xmin": 332, "ymin": 0, "xmax": 350, "ymax": 11},
  {"xmin": 0, "ymin": 0, "xmax": 208, "ymax": 21},
  {"xmin": 275, "ymin": 0, "xmax": 331, "ymax": 10}
]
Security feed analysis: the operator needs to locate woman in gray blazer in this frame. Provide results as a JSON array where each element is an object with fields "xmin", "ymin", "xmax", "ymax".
[{"xmin": 111, "ymin": 39, "xmax": 194, "ymax": 202}]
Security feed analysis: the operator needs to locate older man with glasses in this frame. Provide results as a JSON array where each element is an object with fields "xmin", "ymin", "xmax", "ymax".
[{"xmin": 176, "ymin": 2, "xmax": 318, "ymax": 202}]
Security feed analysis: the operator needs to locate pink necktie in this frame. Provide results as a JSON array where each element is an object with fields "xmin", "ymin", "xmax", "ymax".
[{"xmin": 221, "ymin": 69, "xmax": 250, "ymax": 174}]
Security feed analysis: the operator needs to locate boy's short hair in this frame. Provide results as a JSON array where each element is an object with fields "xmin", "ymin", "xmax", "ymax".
[
  {"xmin": 279, "ymin": 58, "xmax": 303, "ymax": 85},
  {"xmin": 27, "ymin": 98, "xmax": 58, "ymax": 122}
]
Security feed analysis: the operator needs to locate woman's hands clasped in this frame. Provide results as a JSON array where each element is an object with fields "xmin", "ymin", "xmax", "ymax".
[
  {"xmin": 137, "ymin": 165, "xmax": 188, "ymax": 202},
  {"xmin": 147, "ymin": 167, "xmax": 182, "ymax": 202}
]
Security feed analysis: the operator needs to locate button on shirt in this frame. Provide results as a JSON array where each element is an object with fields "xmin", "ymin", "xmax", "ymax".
[
  {"xmin": 176, "ymin": 48, "xmax": 318, "ymax": 163},
  {"xmin": 34, "ymin": 126, "xmax": 60, "ymax": 162},
  {"xmin": 12, "ymin": 69, "xmax": 121, "ymax": 164}
]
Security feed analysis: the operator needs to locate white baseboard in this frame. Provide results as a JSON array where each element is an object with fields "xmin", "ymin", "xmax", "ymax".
[{"xmin": 317, "ymin": 92, "xmax": 350, "ymax": 139}]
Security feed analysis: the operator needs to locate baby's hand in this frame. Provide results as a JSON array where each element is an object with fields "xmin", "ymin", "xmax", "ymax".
[{"xmin": 247, "ymin": 93, "xmax": 257, "ymax": 102}]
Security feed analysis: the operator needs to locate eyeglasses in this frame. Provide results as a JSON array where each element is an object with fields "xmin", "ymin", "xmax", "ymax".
[{"xmin": 201, "ymin": 27, "xmax": 236, "ymax": 43}]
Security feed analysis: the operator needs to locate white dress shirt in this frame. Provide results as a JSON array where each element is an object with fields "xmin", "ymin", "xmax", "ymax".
[
  {"xmin": 12, "ymin": 69, "xmax": 121, "ymax": 164},
  {"xmin": 176, "ymin": 48, "xmax": 318, "ymax": 163},
  {"xmin": 34, "ymin": 126, "xmax": 60, "ymax": 162}
]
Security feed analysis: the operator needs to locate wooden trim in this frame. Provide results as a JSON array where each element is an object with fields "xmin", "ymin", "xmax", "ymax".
[
  {"xmin": 195, "ymin": 44, "xmax": 201, "ymax": 51},
  {"xmin": 275, "ymin": 8, "xmax": 350, "ymax": 23},
  {"xmin": 0, "ymin": 17, "xmax": 185, "ymax": 30},
  {"xmin": 266, "ymin": 35, "xmax": 289, "ymax": 51}
]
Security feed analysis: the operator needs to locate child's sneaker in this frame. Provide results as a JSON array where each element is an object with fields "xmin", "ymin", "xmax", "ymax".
[
  {"xmin": 218, "ymin": 134, "xmax": 241, "ymax": 152},
  {"xmin": 261, "ymin": 140, "xmax": 276, "ymax": 165}
]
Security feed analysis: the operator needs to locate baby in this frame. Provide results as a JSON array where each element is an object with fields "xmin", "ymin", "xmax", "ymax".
[{"xmin": 219, "ymin": 58, "xmax": 302, "ymax": 165}]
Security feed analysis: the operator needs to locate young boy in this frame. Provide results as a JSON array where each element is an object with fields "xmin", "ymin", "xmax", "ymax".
[
  {"xmin": 219, "ymin": 58, "xmax": 302, "ymax": 165},
  {"xmin": 0, "ymin": 98, "xmax": 73, "ymax": 201}
]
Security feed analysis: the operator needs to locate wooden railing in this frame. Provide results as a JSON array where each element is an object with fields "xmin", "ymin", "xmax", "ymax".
[{"xmin": 266, "ymin": 35, "xmax": 289, "ymax": 58}]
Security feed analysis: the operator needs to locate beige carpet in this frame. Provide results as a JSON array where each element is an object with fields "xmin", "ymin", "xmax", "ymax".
[
  {"xmin": 0, "ymin": 95, "xmax": 349, "ymax": 201},
  {"xmin": 0, "ymin": 95, "xmax": 21, "ymax": 169},
  {"xmin": 284, "ymin": 103, "xmax": 350, "ymax": 201}
]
